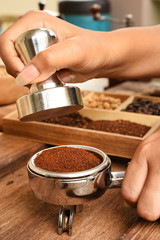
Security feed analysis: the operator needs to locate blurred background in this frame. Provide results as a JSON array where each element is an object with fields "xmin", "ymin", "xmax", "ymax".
[
  {"xmin": 1, "ymin": 0, "xmax": 160, "ymax": 105},
  {"xmin": 1, "ymin": 0, "xmax": 160, "ymax": 31}
]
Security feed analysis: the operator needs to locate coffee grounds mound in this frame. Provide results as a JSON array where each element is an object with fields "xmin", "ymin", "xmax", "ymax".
[
  {"xmin": 85, "ymin": 120, "xmax": 150, "ymax": 137},
  {"xmin": 34, "ymin": 147, "xmax": 102, "ymax": 172},
  {"xmin": 43, "ymin": 113, "xmax": 150, "ymax": 138}
]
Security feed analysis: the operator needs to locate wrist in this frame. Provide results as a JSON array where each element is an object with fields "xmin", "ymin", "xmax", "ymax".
[
  {"xmin": 95, "ymin": 31, "xmax": 114, "ymax": 78},
  {"xmin": 93, "ymin": 30, "xmax": 131, "ymax": 79}
]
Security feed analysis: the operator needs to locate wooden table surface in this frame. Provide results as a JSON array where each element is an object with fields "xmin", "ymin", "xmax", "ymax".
[{"xmin": 1, "ymin": 105, "xmax": 160, "ymax": 239}]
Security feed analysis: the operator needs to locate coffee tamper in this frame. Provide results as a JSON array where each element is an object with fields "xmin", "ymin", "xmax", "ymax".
[{"xmin": 15, "ymin": 28, "xmax": 83, "ymax": 121}]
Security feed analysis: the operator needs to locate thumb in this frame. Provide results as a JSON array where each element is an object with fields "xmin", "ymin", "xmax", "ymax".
[{"xmin": 15, "ymin": 37, "xmax": 83, "ymax": 86}]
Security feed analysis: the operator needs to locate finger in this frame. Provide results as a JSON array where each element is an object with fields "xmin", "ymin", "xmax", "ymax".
[
  {"xmin": 57, "ymin": 69, "xmax": 90, "ymax": 83},
  {"xmin": 0, "ymin": 12, "xmax": 43, "ymax": 76},
  {"xmin": 122, "ymin": 145, "xmax": 148, "ymax": 205},
  {"xmin": 0, "ymin": 39, "xmax": 25, "ymax": 77},
  {"xmin": 15, "ymin": 37, "xmax": 84, "ymax": 86},
  {"xmin": 0, "ymin": 11, "xmax": 59, "ymax": 77},
  {"xmin": 2, "ymin": 11, "xmax": 50, "ymax": 42},
  {"xmin": 137, "ymin": 160, "xmax": 160, "ymax": 221}
]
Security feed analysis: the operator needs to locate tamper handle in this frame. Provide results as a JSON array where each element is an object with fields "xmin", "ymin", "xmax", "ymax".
[{"xmin": 15, "ymin": 28, "xmax": 63, "ymax": 92}]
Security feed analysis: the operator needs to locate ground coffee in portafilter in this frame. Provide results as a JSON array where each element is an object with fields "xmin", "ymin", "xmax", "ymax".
[{"xmin": 34, "ymin": 147, "xmax": 102, "ymax": 172}]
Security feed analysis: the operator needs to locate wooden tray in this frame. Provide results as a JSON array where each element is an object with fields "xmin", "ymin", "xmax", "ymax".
[{"xmin": 3, "ymin": 109, "xmax": 160, "ymax": 159}]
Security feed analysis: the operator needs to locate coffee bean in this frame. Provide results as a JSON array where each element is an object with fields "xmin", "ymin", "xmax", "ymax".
[{"xmin": 123, "ymin": 98, "xmax": 160, "ymax": 116}]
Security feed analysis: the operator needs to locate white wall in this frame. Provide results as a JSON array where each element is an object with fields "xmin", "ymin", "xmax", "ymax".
[
  {"xmin": 142, "ymin": 0, "xmax": 160, "ymax": 26},
  {"xmin": 0, "ymin": 0, "xmax": 58, "ymax": 16}
]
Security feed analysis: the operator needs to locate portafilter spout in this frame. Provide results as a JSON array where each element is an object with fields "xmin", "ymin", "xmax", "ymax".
[{"xmin": 15, "ymin": 28, "xmax": 83, "ymax": 121}]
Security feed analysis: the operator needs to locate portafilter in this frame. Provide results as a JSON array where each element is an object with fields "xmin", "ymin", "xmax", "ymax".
[{"xmin": 27, "ymin": 145, "xmax": 125, "ymax": 236}]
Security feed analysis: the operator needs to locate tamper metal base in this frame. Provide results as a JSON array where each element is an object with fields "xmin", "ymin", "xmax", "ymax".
[{"xmin": 16, "ymin": 86, "xmax": 83, "ymax": 121}]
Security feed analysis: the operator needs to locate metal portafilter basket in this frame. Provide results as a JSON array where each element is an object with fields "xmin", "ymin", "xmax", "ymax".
[
  {"xmin": 15, "ymin": 28, "xmax": 83, "ymax": 121},
  {"xmin": 27, "ymin": 145, "xmax": 125, "ymax": 236}
]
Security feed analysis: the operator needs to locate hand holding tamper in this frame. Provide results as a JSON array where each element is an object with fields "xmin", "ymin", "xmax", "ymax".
[{"xmin": 15, "ymin": 28, "xmax": 83, "ymax": 121}]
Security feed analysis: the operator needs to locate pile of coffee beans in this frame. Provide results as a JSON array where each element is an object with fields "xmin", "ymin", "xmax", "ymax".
[
  {"xmin": 83, "ymin": 92, "xmax": 122, "ymax": 110},
  {"xmin": 123, "ymin": 98, "xmax": 160, "ymax": 115},
  {"xmin": 43, "ymin": 113, "xmax": 150, "ymax": 137}
]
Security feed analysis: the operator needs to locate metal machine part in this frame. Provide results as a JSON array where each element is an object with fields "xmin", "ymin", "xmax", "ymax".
[
  {"xmin": 27, "ymin": 145, "xmax": 125, "ymax": 235},
  {"xmin": 58, "ymin": 0, "xmax": 111, "ymax": 31},
  {"xmin": 15, "ymin": 28, "xmax": 83, "ymax": 121},
  {"xmin": 90, "ymin": 4, "xmax": 134, "ymax": 28}
]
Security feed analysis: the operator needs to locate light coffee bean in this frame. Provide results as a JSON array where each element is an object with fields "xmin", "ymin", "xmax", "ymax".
[{"xmin": 83, "ymin": 92, "xmax": 122, "ymax": 110}]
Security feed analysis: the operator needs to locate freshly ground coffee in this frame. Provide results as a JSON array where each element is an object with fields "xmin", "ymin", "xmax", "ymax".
[
  {"xmin": 123, "ymin": 98, "xmax": 160, "ymax": 115},
  {"xmin": 85, "ymin": 119, "xmax": 150, "ymax": 137},
  {"xmin": 44, "ymin": 113, "xmax": 92, "ymax": 128},
  {"xmin": 34, "ymin": 147, "xmax": 102, "ymax": 172},
  {"xmin": 43, "ymin": 113, "xmax": 150, "ymax": 137}
]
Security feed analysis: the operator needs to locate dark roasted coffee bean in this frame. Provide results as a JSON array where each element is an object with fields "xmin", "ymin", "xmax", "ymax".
[{"xmin": 123, "ymin": 98, "xmax": 160, "ymax": 116}]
